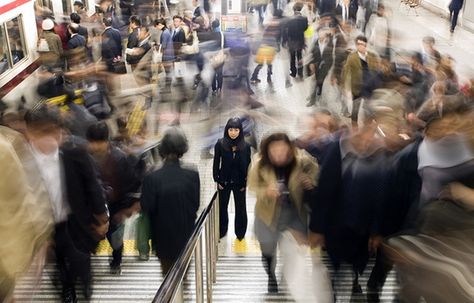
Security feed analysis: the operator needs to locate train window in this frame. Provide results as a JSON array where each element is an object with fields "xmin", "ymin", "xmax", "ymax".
[
  {"xmin": 35, "ymin": 0, "xmax": 54, "ymax": 11},
  {"xmin": 0, "ymin": 15, "xmax": 28, "ymax": 78},
  {"xmin": 6, "ymin": 17, "xmax": 26, "ymax": 65},
  {"xmin": 0, "ymin": 26, "xmax": 8, "ymax": 76}
]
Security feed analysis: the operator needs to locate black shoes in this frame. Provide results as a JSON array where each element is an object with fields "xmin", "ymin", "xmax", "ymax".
[
  {"xmin": 268, "ymin": 274, "xmax": 279, "ymax": 293},
  {"xmin": 62, "ymin": 287, "xmax": 77, "ymax": 303},
  {"xmin": 110, "ymin": 260, "xmax": 122, "ymax": 275}
]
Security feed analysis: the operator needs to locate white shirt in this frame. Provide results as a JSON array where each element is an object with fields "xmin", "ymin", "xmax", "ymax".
[
  {"xmin": 358, "ymin": 51, "xmax": 367, "ymax": 62},
  {"xmin": 31, "ymin": 145, "xmax": 70, "ymax": 223}
]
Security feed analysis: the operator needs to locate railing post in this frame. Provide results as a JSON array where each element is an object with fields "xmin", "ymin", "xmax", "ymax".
[
  {"xmin": 195, "ymin": 234, "xmax": 204, "ymax": 303},
  {"xmin": 205, "ymin": 220, "xmax": 213, "ymax": 303}
]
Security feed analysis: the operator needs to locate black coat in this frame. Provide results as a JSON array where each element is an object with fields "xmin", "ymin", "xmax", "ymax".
[
  {"xmin": 213, "ymin": 139, "xmax": 251, "ymax": 188},
  {"xmin": 67, "ymin": 34, "xmax": 86, "ymax": 49},
  {"xmin": 449, "ymin": 0, "xmax": 464, "ymax": 11},
  {"xmin": 309, "ymin": 139, "xmax": 389, "ymax": 271},
  {"xmin": 282, "ymin": 15, "xmax": 308, "ymax": 51},
  {"xmin": 61, "ymin": 144, "xmax": 108, "ymax": 253},
  {"xmin": 141, "ymin": 160, "xmax": 200, "ymax": 259},
  {"xmin": 102, "ymin": 27, "xmax": 122, "ymax": 60},
  {"xmin": 310, "ymin": 39, "xmax": 334, "ymax": 85}
]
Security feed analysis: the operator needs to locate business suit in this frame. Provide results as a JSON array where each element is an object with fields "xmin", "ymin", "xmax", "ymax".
[
  {"xmin": 171, "ymin": 27, "xmax": 186, "ymax": 60},
  {"xmin": 449, "ymin": 0, "xmax": 464, "ymax": 32},
  {"xmin": 39, "ymin": 142, "xmax": 108, "ymax": 301},
  {"xmin": 141, "ymin": 160, "xmax": 200, "ymax": 274},
  {"xmin": 308, "ymin": 38, "xmax": 334, "ymax": 104},
  {"xmin": 67, "ymin": 34, "xmax": 86, "ymax": 49},
  {"xmin": 102, "ymin": 27, "xmax": 122, "ymax": 71},
  {"xmin": 282, "ymin": 13, "xmax": 308, "ymax": 77}
]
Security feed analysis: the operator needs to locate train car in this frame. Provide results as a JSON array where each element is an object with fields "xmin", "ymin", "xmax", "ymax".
[{"xmin": 0, "ymin": 0, "xmax": 96, "ymax": 108}]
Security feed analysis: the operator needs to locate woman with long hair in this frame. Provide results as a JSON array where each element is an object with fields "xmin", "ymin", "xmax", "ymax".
[
  {"xmin": 213, "ymin": 117, "xmax": 251, "ymax": 240},
  {"xmin": 248, "ymin": 132, "xmax": 319, "ymax": 293}
]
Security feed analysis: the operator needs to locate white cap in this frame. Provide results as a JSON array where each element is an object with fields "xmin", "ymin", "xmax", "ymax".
[{"xmin": 42, "ymin": 19, "xmax": 54, "ymax": 31}]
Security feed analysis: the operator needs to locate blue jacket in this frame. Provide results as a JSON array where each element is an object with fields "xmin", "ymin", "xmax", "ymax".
[{"xmin": 160, "ymin": 28, "xmax": 175, "ymax": 62}]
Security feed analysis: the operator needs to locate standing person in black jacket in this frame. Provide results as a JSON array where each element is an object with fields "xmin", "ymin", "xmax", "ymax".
[
  {"xmin": 24, "ymin": 106, "xmax": 109, "ymax": 302},
  {"xmin": 126, "ymin": 15, "xmax": 141, "ymax": 68},
  {"xmin": 101, "ymin": 17, "xmax": 122, "ymax": 72},
  {"xmin": 141, "ymin": 128, "xmax": 200, "ymax": 275},
  {"xmin": 282, "ymin": 2, "xmax": 308, "ymax": 78},
  {"xmin": 86, "ymin": 122, "xmax": 143, "ymax": 275},
  {"xmin": 213, "ymin": 117, "xmax": 252, "ymax": 240}
]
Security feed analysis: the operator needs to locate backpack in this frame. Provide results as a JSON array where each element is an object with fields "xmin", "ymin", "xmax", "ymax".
[{"xmin": 37, "ymin": 38, "xmax": 50, "ymax": 52}]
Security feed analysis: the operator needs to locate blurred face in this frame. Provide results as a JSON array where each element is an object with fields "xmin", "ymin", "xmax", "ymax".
[
  {"xmin": 356, "ymin": 39, "xmax": 367, "ymax": 54},
  {"xmin": 173, "ymin": 18, "xmax": 182, "ymax": 29},
  {"xmin": 228, "ymin": 128, "xmax": 240, "ymax": 140},
  {"xmin": 268, "ymin": 140, "xmax": 292, "ymax": 167},
  {"xmin": 27, "ymin": 123, "xmax": 62, "ymax": 155}
]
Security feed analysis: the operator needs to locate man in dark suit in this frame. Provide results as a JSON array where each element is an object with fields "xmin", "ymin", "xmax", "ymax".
[
  {"xmin": 126, "ymin": 15, "xmax": 141, "ymax": 64},
  {"xmin": 67, "ymin": 23, "xmax": 86, "ymax": 50},
  {"xmin": 141, "ymin": 128, "xmax": 200, "ymax": 277},
  {"xmin": 171, "ymin": 15, "xmax": 186, "ymax": 60},
  {"xmin": 449, "ymin": 0, "xmax": 464, "ymax": 32},
  {"xmin": 307, "ymin": 26, "xmax": 334, "ymax": 106},
  {"xmin": 282, "ymin": 2, "xmax": 308, "ymax": 78},
  {"xmin": 25, "ymin": 106, "xmax": 109, "ymax": 303},
  {"xmin": 70, "ymin": 13, "xmax": 88, "ymax": 43},
  {"xmin": 101, "ymin": 17, "xmax": 122, "ymax": 72}
]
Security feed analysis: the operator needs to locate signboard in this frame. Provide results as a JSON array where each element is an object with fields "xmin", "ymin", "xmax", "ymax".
[{"xmin": 221, "ymin": 14, "xmax": 247, "ymax": 32}]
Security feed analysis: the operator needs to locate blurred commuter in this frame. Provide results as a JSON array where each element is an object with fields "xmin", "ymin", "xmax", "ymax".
[
  {"xmin": 24, "ymin": 106, "xmax": 109, "ymax": 302},
  {"xmin": 248, "ymin": 132, "xmax": 318, "ymax": 293},
  {"xmin": 67, "ymin": 23, "xmax": 87, "ymax": 50},
  {"xmin": 213, "ymin": 117, "xmax": 252, "ymax": 240},
  {"xmin": 365, "ymin": 3, "xmax": 390, "ymax": 59},
  {"xmin": 126, "ymin": 15, "xmax": 142, "ymax": 69},
  {"xmin": 101, "ymin": 17, "xmax": 123, "ymax": 72},
  {"xmin": 154, "ymin": 18, "xmax": 175, "ymax": 93},
  {"xmin": 126, "ymin": 25, "xmax": 152, "ymax": 72},
  {"xmin": 282, "ymin": 2, "xmax": 308, "ymax": 79},
  {"xmin": 448, "ymin": 0, "xmax": 464, "ymax": 33},
  {"xmin": 70, "ymin": 13, "xmax": 89, "ymax": 44},
  {"xmin": 87, "ymin": 122, "xmax": 143, "ymax": 274},
  {"xmin": 141, "ymin": 128, "xmax": 200, "ymax": 275},
  {"xmin": 342, "ymin": 35, "xmax": 379, "ymax": 125},
  {"xmin": 0, "ymin": 126, "xmax": 53, "ymax": 302},
  {"xmin": 38, "ymin": 18, "xmax": 64, "ymax": 68}
]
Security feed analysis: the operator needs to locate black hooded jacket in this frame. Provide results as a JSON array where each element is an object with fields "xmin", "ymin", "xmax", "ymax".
[{"xmin": 213, "ymin": 118, "xmax": 251, "ymax": 188}]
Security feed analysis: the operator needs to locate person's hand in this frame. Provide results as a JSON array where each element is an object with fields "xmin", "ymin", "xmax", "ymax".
[
  {"xmin": 440, "ymin": 182, "xmax": 474, "ymax": 208},
  {"xmin": 308, "ymin": 232, "xmax": 325, "ymax": 248},
  {"xmin": 331, "ymin": 77, "xmax": 338, "ymax": 86},
  {"xmin": 368, "ymin": 235, "xmax": 383, "ymax": 256},
  {"xmin": 240, "ymin": 187, "xmax": 246, "ymax": 192},
  {"xmin": 299, "ymin": 174, "xmax": 314, "ymax": 190},
  {"xmin": 217, "ymin": 183, "xmax": 224, "ymax": 190},
  {"xmin": 266, "ymin": 184, "xmax": 280, "ymax": 199}
]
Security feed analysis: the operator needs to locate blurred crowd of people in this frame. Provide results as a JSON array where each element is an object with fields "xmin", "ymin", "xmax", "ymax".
[{"xmin": 1, "ymin": 0, "xmax": 474, "ymax": 302}]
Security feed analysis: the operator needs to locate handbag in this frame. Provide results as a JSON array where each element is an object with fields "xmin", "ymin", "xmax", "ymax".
[
  {"xmin": 112, "ymin": 58, "xmax": 127, "ymax": 74},
  {"xmin": 180, "ymin": 31, "xmax": 199, "ymax": 55},
  {"xmin": 152, "ymin": 45, "xmax": 163, "ymax": 63}
]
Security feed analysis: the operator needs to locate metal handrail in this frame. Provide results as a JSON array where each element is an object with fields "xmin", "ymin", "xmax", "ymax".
[{"xmin": 152, "ymin": 190, "xmax": 220, "ymax": 303}]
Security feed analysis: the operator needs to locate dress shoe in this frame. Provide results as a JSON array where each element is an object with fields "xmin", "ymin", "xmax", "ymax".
[
  {"xmin": 83, "ymin": 282, "xmax": 93, "ymax": 300},
  {"xmin": 62, "ymin": 287, "xmax": 77, "ymax": 303},
  {"xmin": 268, "ymin": 275, "xmax": 278, "ymax": 293}
]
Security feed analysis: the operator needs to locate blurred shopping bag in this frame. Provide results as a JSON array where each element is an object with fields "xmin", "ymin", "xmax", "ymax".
[{"xmin": 279, "ymin": 230, "xmax": 333, "ymax": 303}]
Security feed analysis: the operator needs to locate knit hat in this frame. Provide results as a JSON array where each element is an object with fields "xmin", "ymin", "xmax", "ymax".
[{"xmin": 42, "ymin": 18, "xmax": 54, "ymax": 31}]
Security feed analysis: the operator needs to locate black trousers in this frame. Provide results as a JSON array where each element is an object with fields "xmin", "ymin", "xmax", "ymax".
[
  {"xmin": 289, "ymin": 49, "xmax": 303, "ymax": 77},
  {"xmin": 251, "ymin": 64, "xmax": 273, "ymax": 80},
  {"xmin": 367, "ymin": 249, "xmax": 393, "ymax": 289},
  {"xmin": 54, "ymin": 222, "xmax": 91, "ymax": 290},
  {"xmin": 219, "ymin": 183, "xmax": 247, "ymax": 239},
  {"xmin": 450, "ymin": 8, "xmax": 461, "ymax": 31}
]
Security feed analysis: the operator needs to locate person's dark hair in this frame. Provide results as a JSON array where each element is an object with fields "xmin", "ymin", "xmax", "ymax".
[
  {"xmin": 24, "ymin": 105, "xmax": 62, "ymax": 130},
  {"xmin": 355, "ymin": 35, "xmax": 368, "ymax": 44},
  {"xmin": 211, "ymin": 19, "xmax": 220, "ymax": 29},
  {"xmin": 70, "ymin": 12, "xmax": 81, "ymax": 23},
  {"xmin": 259, "ymin": 132, "xmax": 296, "ymax": 168},
  {"xmin": 103, "ymin": 17, "xmax": 113, "ymax": 27},
  {"xmin": 293, "ymin": 2, "xmax": 304, "ymax": 12},
  {"xmin": 68, "ymin": 23, "xmax": 79, "ymax": 34},
  {"xmin": 129, "ymin": 15, "xmax": 141, "ymax": 26},
  {"xmin": 86, "ymin": 121, "xmax": 109, "ymax": 142},
  {"xmin": 73, "ymin": 0, "xmax": 84, "ymax": 9},
  {"xmin": 173, "ymin": 15, "xmax": 183, "ymax": 21},
  {"xmin": 154, "ymin": 18, "xmax": 167, "ymax": 28},
  {"xmin": 221, "ymin": 117, "xmax": 245, "ymax": 151},
  {"xmin": 158, "ymin": 127, "xmax": 189, "ymax": 159},
  {"xmin": 411, "ymin": 51, "xmax": 423, "ymax": 65}
]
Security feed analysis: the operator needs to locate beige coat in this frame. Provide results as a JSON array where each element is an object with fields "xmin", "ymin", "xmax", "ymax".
[
  {"xmin": 248, "ymin": 149, "xmax": 319, "ymax": 231},
  {"xmin": 342, "ymin": 51, "xmax": 379, "ymax": 97},
  {"xmin": 0, "ymin": 127, "xmax": 53, "ymax": 284}
]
